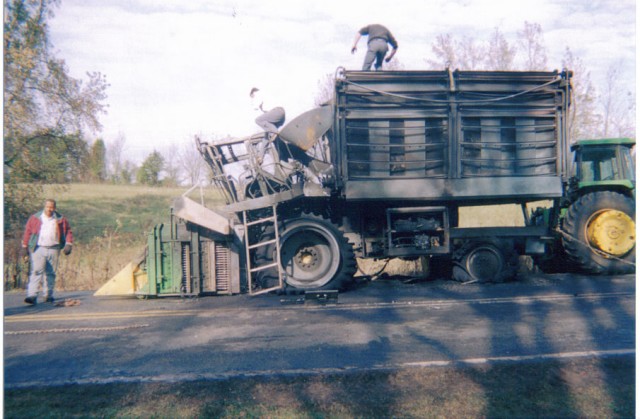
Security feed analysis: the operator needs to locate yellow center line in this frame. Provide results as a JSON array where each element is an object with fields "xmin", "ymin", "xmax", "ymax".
[
  {"xmin": 5, "ymin": 291, "xmax": 633, "ymax": 323},
  {"xmin": 5, "ymin": 310, "xmax": 201, "ymax": 322}
]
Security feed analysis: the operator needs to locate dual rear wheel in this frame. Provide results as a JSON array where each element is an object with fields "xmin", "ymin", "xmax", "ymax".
[{"xmin": 452, "ymin": 239, "xmax": 519, "ymax": 283}]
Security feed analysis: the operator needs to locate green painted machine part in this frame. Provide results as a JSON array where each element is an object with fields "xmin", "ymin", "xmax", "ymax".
[{"xmin": 138, "ymin": 216, "xmax": 241, "ymax": 297}]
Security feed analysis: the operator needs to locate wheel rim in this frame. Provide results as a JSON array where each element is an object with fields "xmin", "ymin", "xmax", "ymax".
[
  {"xmin": 586, "ymin": 209, "xmax": 635, "ymax": 257},
  {"xmin": 466, "ymin": 245, "xmax": 503, "ymax": 282},
  {"xmin": 280, "ymin": 223, "xmax": 341, "ymax": 289}
]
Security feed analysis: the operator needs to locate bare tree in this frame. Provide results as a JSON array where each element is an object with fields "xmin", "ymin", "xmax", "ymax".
[
  {"xmin": 457, "ymin": 36, "xmax": 486, "ymax": 70},
  {"xmin": 422, "ymin": 23, "xmax": 632, "ymax": 145},
  {"xmin": 428, "ymin": 29, "xmax": 516, "ymax": 71},
  {"xmin": 178, "ymin": 140, "xmax": 208, "ymax": 186},
  {"xmin": 562, "ymin": 47, "xmax": 601, "ymax": 142},
  {"xmin": 518, "ymin": 21, "xmax": 548, "ymax": 70},
  {"xmin": 486, "ymin": 27, "xmax": 516, "ymax": 70},
  {"xmin": 107, "ymin": 132, "xmax": 127, "ymax": 183},
  {"xmin": 314, "ymin": 73, "xmax": 335, "ymax": 107},
  {"xmin": 426, "ymin": 33, "xmax": 457, "ymax": 69},
  {"xmin": 162, "ymin": 144, "xmax": 182, "ymax": 186},
  {"xmin": 120, "ymin": 160, "xmax": 136, "ymax": 184},
  {"xmin": 599, "ymin": 63, "xmax": 636, "ymax": 138}
]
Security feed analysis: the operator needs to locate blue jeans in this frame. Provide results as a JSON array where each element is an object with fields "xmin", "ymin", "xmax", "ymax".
[{"xmin": 27, "ymin": 246, "xmax": 60, "ymax": 299}]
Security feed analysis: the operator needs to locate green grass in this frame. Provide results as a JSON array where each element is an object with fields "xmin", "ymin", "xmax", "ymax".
[
  {"xmin": 45, "ymin": 184, "xmax": 216, "ymax": 241},
  {"xmin": 4, "ymin": 356, "xmax": 634, "ymax": 418}
]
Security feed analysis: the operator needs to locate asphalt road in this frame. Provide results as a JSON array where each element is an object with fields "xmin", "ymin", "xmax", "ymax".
[{"xmin": 4, "ymin": 273, "xmax": 635, "ymax": 388}]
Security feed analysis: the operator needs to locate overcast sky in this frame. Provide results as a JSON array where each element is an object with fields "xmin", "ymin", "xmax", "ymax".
[{"xmin": 48, "ymin": 0, "xmax": 636, "ymax": 162}]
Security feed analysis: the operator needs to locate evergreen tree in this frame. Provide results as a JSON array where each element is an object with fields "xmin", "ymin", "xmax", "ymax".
[
  {"xmin": 88, "ymin": 139, "xmax": 107, "ymax": 182},
  {"xmin": 136, "ymin": 151, "xmax": 164, "ymax": 186}
]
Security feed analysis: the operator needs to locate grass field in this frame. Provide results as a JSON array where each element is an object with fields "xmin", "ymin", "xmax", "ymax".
[{"xmin": 4, "ymin": 356, "xmax": 634, "ymax": 418}]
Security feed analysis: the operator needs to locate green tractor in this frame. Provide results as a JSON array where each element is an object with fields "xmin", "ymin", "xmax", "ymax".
[{"xmin": 539, "ymin": 138, "xmax": 636, "ymax": 274}]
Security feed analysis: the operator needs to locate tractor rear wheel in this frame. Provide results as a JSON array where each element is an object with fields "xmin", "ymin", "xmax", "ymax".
[
  {"xmin": 256, "ymin": 214, "xmax": 357, "ymax": 291},
  {"xmin": 452, "ymin": 239, "xmax": 519, "ymax": 283},
  {"xmin": 562, "ymin": 191, "xmax": 635, "ymax": 274}
]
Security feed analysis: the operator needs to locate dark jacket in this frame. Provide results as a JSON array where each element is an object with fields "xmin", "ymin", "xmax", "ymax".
[{"xmin": 359, "ymin": 24, "xmax": 398, "ymax": 49}]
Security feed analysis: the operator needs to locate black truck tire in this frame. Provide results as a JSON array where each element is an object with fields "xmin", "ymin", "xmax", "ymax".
[
  {"xmin": 255, "ymin": 214, "xmax": 357, "ymax": 291},
  {"xmin": 561, "ymin": 191, "xmax": 635, "ymax": 274},
  {"xmin": 452, "ymin": 239, "xmax": 519, "ymax": 283}
]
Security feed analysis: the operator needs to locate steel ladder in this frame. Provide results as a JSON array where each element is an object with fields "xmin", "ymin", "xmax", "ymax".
[{"xmin": 242, "ymin": 205, "xmax": 284, "ymax": 295}]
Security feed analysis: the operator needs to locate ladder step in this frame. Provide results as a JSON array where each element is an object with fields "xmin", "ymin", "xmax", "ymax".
[
  {"xmin": 245, "ymin": 216, "xmax": 276, "ymax": 227},
  {"xmin": 244, "ymin": 206, "xmax": 283, "ymax": 293},
  {"xmin": 249, "ymin": 262, "xmax": 279, "ymax": 273},
  {"xmin": 247, "ymin": 238, "xmax": 278, "ymax": 250}
]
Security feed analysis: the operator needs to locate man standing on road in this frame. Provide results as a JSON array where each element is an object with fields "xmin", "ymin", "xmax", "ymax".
[
  {"xmin": 351, "ymin": 24, "xmax": 398, "ymax": 71},
  {"xmin": 21, "ymin": 199, "xmax": 73, "ymax": 305}
]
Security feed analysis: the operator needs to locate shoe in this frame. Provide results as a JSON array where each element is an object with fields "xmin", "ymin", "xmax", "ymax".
[
  {"xmin": 45, "ymin": 297, "xmax": 55, "ymax": 303},
  {"xmin": 24, "ymin": 297, "xmax": 37, "ymax": 305}
]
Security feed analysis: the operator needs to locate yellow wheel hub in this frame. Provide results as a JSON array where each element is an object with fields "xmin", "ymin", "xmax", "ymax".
[{"xmin": 587, "ymin": 210, "xmax": 635, "ymax": 256}]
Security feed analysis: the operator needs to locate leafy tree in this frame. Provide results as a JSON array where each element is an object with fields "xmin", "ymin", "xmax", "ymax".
[
  {"xmin": 9, "ymin": 132, "xmax": 89, "ymax": 182},
  {"xmin": 136, "ymin": 151, "xmax": 164, "ymax": 185},
  {"xmin": 87, "ymin": 138, "xmax": 107, "ymax": 182},
  {"xmin": 3, "ymin": 0, "xmax": 109, "ymax": 242},
  {"xmin": 3, "ymin": 0, "xmax": 108, "ymax": 183},
  {"xmin": 4, "ymin": 182, "xmax": 44, "ymax": 236}
]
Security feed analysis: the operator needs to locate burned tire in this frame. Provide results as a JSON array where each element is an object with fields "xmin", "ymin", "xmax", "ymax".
[
  {"xmin": 452, "ymin": 239, "xmax": 519, "ymax": 283},
  {"xmin": 562, "ymin": 191, "xmax": 635, "ymax": 274},
  {"xmin": 256, "ymin": 214, "xmax": 357, "ymax": 291}
]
